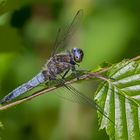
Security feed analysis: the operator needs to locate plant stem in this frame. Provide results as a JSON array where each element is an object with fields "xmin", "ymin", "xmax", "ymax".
[{"xmin": 0, "ymin": 55, "xmax": 140, "ymax": 111}]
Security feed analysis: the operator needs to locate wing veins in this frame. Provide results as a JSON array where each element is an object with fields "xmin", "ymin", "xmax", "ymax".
[{"xmin": 51, "ymin": 9, "xmax": 83, "ymax": 57}]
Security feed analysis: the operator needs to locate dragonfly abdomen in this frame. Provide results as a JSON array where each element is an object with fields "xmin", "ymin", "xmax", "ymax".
[{"xmin": 0, "ymin": 72, "xmax": 45, "ymax": 104}]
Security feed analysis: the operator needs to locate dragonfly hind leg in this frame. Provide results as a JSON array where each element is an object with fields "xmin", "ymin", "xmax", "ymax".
[
  {"xmin": 61, "ymin": 69, "xmax": 70, "ymax": 79},
  {"xmin": 48, "ymin": 75, "xmax": 58, "ymax": 87},
  {"xmin": 61, "ymin": 66, "xmax": 79, "ymax": 81}
]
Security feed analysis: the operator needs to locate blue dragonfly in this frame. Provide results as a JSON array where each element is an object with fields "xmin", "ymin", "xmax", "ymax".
[
  {"xmin": 0, "ymin": 10, "xmax": 83, "ymax": 104},
  {"xmin": 0, "ymin": 10, "xmax": 113, "ymax": 123}
]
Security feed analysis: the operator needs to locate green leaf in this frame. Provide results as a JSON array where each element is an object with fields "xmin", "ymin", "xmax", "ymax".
[
  {"xmin": 91, "ymin": 61, "xmax": 112, "ymax": 72},
  {"xmin": 95, "ymin": 61, "xmax": 140, "ymax": 140}
]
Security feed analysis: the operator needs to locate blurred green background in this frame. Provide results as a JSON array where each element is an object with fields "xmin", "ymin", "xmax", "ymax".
[{"xmin": 0, "ymin": 0, "xmax": 140, "ymax": 140}]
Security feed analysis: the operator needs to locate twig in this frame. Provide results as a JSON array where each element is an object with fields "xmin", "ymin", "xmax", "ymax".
[
  {"xmin": 0, "ymin": 87, "xmax": 56, "ymax": 111},
  {"xmin": 0, "ymin": 55, "xmax": 140, "ymax": 111}
]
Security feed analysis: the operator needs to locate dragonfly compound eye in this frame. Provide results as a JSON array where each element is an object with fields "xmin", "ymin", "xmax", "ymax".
[{"xmin": 72, "ymin": 48, "xmax": 84, "ymax": 63}]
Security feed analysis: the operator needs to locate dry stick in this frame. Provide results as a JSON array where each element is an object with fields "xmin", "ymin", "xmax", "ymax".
[{"xmin": 0, "ymin": 55, "xmax": 140, "ymax": 111}]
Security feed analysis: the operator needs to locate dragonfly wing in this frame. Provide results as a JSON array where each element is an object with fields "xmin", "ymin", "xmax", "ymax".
[
  {"xmin": 51, "ymin": 9, "xmax": 83, "ymax": 57},
  {"xmin": 56, "ymin": 83, "xmax": 114, "ymax": 124},
  {"xmin": 63, "ymin": 84, "xmax": 97, "ymax": 108}
]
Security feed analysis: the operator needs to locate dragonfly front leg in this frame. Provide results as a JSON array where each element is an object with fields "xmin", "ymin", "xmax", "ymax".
[{"xmin": 71, "ymin": 65, "xmax": 80, "ymax": 80}]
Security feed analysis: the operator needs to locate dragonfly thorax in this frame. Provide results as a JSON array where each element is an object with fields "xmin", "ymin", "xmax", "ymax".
[{"xmin": 71, "ymin": 48, "xmax": 84, "ymax": 63}]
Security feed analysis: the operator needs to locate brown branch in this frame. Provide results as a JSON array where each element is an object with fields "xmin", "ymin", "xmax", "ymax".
[
  {"xmin": 0, "ymin": 55, "xmax": 140, "ymax": 111},
  {"xmin": 0, "ymin": 72, "xmax": 104, "ymax": 111},
  {"xmin": 129, "ymin": 55, "xmax": 140, "ymax": 62},
  {"xmin": 0, "ymin": 87, "xmax": 56, "ymax": 111}
]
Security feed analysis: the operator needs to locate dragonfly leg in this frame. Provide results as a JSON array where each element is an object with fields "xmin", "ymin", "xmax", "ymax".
[
  {"xmin": 71, "ymin": 66, "xmax": 79, "ymax": 80},
  {"xmin": 45, "ymin": 75, "xmax": 57, "ymax": 87},
  {"xmin": 62, "ymin": 69, "xmax": 70, "ymax": 79}
]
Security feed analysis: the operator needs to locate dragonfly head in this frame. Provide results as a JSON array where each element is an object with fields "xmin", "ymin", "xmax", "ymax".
[{"xmin": 71, "ymin": 48, "xmax": 84, "ymax": 63}]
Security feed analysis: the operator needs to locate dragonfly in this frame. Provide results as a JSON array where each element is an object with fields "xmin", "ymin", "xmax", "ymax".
[{"xmin": 0, "ymin": 9, "xmax": 112, "ymax": 122}]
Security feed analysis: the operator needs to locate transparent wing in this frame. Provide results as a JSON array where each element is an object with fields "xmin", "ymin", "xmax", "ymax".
[
  {"xmin": 56, "ymin": 77, "xmax": 138, "ymax": 124},
  {"xmin": 53, "ymin": 76, "xmax": 113, "ymax": 123},
  {"xmin": 57, "ymin": 83, "xmax": 114, "ymax": 124},
  {"xmin": 51, "ymin": 9, "xmax": 83, "ymax": 57},
  {"xmin": 62, "ymin": 84, "xmax": 97, "ymax": 108}
]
